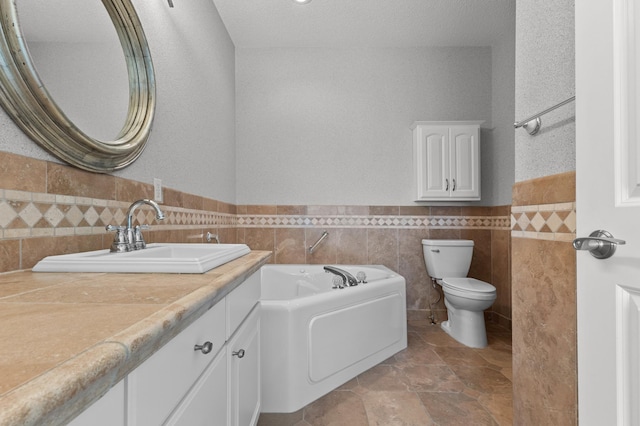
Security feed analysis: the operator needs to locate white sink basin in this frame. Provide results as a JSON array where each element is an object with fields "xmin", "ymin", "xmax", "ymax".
[{"xmin": 32, "ymin": 243, "xmax": 251, "ymax": 274}]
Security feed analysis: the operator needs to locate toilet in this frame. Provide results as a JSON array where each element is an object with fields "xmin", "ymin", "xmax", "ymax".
[{"xmin": 421, "ymin": 239, "xmax": 497, "ymax": 348}]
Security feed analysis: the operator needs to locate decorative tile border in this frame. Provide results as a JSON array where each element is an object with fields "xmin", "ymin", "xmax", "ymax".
[
  {"xmin": 0, "ymin": 189, "xmax": 511, "ymax": 238},
  {"xmin": 511, "ymin": 202, "xmax": 576, "ymax": 242},
  {"xmin": 238, "ymin": 214, "xmax": 511, "ymax": 229},
  {"xmin": 0, "ymin": 189, "xmax": 237, "ymax": 239}
]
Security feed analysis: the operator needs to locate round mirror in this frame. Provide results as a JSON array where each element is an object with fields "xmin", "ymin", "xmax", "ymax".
[
  {"xmin": 0, "ymin": 0, "xmax": 156, "ymax": 172},
  {"xmin": 19, "ymin": 0, "xmax": 130, "ymax": 142}
]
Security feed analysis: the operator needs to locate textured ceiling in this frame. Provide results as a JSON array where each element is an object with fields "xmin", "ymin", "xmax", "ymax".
[{"xmin": 212, "ymin": 0, "xmax": 515, "ymax": 48}]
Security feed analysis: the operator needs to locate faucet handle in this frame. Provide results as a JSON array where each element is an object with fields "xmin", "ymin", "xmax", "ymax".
[
  {"xmin": 106, "ymin": 225, "xmax": 130, "ymax": 253},
  {"xmin": 331, "ymin": 275, "xmax": 345, "ymax": 289},
  {"xmin": 206, "ymin": 232, "xmax": 220, "ymax": 243},
  {"xmin": 131, "ymin": 225, "xmax": 148, "ymax": 250}
]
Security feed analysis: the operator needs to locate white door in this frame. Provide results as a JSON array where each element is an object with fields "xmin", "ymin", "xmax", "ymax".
[{"xmin": 576, "ymin": 0, "xmax": 640, "ymax": 424}]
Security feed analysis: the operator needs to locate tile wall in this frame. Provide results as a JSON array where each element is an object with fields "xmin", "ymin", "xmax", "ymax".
[
  {"xmin": 0, "ymin": 151, "xmax": 512, "ymax": 326},
  {"xmin": 511, "ymin": 171, "xmax": 577, "ymax": 424},
  {"xmin": 236, "ymin": 205, "xmax": 512, "ymax": 327}
]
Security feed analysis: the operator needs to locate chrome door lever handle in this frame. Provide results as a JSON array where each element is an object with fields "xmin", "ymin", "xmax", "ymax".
[{"xmin": 572, "ymin": 230, "xmax": 626, "ymax": 259}]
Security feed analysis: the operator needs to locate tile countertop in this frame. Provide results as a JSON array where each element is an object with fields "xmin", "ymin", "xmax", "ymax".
[{"xmin": 0, "ymin": 250, "xmax": 272, "ymax": 426}]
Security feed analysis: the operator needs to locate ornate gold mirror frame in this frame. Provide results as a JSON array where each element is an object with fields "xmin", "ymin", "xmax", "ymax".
[{"xmin": 0, "ymin": 0, "xmax": 155, "ymax": 172}]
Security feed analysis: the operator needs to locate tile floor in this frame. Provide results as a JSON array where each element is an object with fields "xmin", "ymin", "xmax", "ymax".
[{"xmin": 258, "ymin": 320, "xmax": 512, "ymax": 426}]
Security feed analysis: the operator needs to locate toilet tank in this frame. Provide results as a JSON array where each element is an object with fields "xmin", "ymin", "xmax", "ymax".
[{"xmin": 422, "ymin": 239, "xmax": 474, "ymax": 279}]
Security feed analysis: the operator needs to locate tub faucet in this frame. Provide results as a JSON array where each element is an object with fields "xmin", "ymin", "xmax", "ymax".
[
  {"xmin": 324, "ymin": 266, "xmax": 359, "ymax": 287},
  {"xmin": 107, "ymin": 199, "xmax": 165, "ymax": 252}
]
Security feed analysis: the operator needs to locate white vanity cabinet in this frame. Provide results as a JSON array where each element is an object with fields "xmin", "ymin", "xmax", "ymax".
[
  {"xmin": 127, "ymin": 299, "xmax": 227, "ymax": 426},
  {"xmin": 228, "ymin": 306, "xmax": 260, "ymax": 426},
  {"xmin": 411, "ymin": 121, "xmax": 483, "ymax": 201},
  {"xmin": 70, "ymin": 270, "xmax": 262, "ymax": 426},
  {"xmin": 68, "ymin": 380, "xmax": 125, "ymax": 426}
]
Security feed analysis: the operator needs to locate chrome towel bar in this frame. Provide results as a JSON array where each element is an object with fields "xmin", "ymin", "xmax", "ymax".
[
  {"xmin": 514, "ymin": 95, "xmax": 575, "ymax": 135},
  {"xmin": 308, "ymin": 231, "xmax": 329, "ymax": 254}
]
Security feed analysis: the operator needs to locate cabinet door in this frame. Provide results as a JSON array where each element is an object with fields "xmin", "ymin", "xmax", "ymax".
[
  {"xmin": 68, "ymin": 380, "xmax": 125, "ymax": 426},
  {"xmin": 164, "ymin": 348, "xmax": 227, "ymax": 426},
  {"xmin": 449, "ymin": 125, "xmax": 480, "ymax": 199},
  {"xmin": 127, "ymin": 302, "xmax": 226, "ymax": 426},
  {"xmin": 414, "ymin": 126, "xmax": 450, "ymax": 200},
  {"xmin": 228, "ymin": 305, "xmax": 260, "ymax": 426}
]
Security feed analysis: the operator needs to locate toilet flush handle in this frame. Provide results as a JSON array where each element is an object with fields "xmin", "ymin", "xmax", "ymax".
[
  {"xmin": 573, "ymin": 230, "xmax": 625, "ymax": 259},
  {"xmin": 430, "ymin": 249, "xmax": 440, "ymax": 253}
]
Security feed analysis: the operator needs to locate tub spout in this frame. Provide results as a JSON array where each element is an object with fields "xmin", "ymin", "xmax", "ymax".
[{"xmin": 324, "ymin": 266, "xmax": 358, "ymax": 287}]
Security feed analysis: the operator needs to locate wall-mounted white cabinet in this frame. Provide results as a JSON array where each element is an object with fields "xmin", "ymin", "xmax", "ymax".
[{"xmin": 411, "ymin": 121, "xmax": 483, "ymax": 201}]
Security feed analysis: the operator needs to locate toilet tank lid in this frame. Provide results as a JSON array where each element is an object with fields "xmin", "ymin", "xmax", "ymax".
[{"xmin": 421, "ymin": 239, "xmax": 474, "ymax": 247}]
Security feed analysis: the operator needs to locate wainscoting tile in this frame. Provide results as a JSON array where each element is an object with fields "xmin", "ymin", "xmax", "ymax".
[
  {"xmin": 462, "ymin": 228, "xmax": 492, "ymax": 283},
  {"xmin": 21, "ymin": 235, "xmax": 104, "ymax": 269},
  {"xmin": 115, "ymin": 178, "xmax": 153, "ymax": 203},
  {"xmin": 0, "ymin": 152, "xmax": 46, "ymax": 193},
  {"xmin": 275, "ymin": 228, "xmax": 306, "ymax": 264},
  {"xmin": 334, "ymin": 228, "xmax": 368, "ymax": 264},
  {"xmin": 512, "ymin": 171, "xmax": 576, "ymax": 206},
  {"xmin": 491, "ymin": 229, "xmax": 511, "ymax": 324},
  {"xmin": 0, "ymin": 239, "xmax": 20, "ymax": 272},
  {"xmin": 367, "ymin": 228, "xmax": 399, "ymax": 272},
  {"xmin": 47, "ymin": 163, "xmax": 116, "ymax": 200},
  {"xmin": 512, "ymin": 237, "xmax": 577, "ymax": 423}
]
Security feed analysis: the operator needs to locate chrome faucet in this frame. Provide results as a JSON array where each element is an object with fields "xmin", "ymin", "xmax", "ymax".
[
  {"xmin": 324, "ymin": 266, "xmax": 359, "ymax": 287},
  {"xmin": 106, "ymin": 199, "xmax": 165, "ymax": 252}
]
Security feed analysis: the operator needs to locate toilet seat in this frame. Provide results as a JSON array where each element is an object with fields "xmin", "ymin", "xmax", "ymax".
[
  {"xmin": 439, "ymin": 277, "xmax": 496, "ymax": 301},
  {"xmin": 441, "ymin": 277, "xmax": 495, "ymax": 293}
]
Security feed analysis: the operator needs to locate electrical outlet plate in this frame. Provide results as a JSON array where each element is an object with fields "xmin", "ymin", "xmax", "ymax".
[{"xmin": 153, "ymin": 178, "xmax": 163, "ymax": 203}]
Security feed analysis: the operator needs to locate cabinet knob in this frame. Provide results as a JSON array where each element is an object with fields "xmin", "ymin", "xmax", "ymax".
[
  {"xmin": 194, "ymin": 341, "xmax": 213, "ymax": 354},
  {"xmin": 232, "ymin": 349, "xmax": 245, "ymax": 358}
]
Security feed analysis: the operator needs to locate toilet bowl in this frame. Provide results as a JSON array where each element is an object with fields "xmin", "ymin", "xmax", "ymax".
[{"xmin": 422, "ymin": 240, "xmax": 497, "ymax": 348}]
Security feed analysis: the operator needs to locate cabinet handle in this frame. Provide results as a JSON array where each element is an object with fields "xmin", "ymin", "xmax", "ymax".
[
  {"xmin": 194, "ymin": 341, "xmax": 213, "ymax": 354},
  {"xmin": 445, "ymin": 178, "xmax": 449, "ymax": 191},
  {"xmin": 232, "ymin": 349, "xmax": 245, "ymax": 358},
  {"xmin": 452, "ymin": 179, "xmax": 456, "ymax": 191}
]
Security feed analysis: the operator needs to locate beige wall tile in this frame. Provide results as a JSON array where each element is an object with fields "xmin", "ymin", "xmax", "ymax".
[
  {"xmin": 512, "ymin": 171, "xmax": 575, "ymax": 206},
  {"xmin": 47, "ymin": 163, "xmax": 116, "ymax": 200},
  {"xmin": 367, "ymin": 228, "xmax": 399, "ymax": 272},
  {"xmin": 462, "ymin": 229, "xmax": 492, "ymax": 283},
  {"xmin": 275, "ymin": 228, "xmax": 306, "ymax": 264},
  {"xmin": 512, "ymin": 237, "xmax": 577, "ymax": 423},
  {"xmin": 335, "ymin": 228, "xmax": 368, "ymax": 264},
  {"xmin": 22, "ymin": 235, "xmax": 104, "ymax": 269},
  {"xmin": 491, "ymin": 229, "xmax": 511, "ymax": 325},
  {"xmin": 276, "ymin": 205, "xmax": 306, "ymax": 215},
  {"xmin": 0, "ymin": 152, "xmax": 46, "ymax": 193},
  {"xmin": 115, "ymin": 177, "xmax": 154, "ymax": 203},
  {"xmin": 0, "ymin": 240, "xmax": 21, "ymax": 273}
]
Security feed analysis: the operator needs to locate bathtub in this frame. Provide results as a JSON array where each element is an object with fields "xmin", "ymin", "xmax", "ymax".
[{"xmin": 260, "ymin": 264, "xmax": 407, "ymax": 413}]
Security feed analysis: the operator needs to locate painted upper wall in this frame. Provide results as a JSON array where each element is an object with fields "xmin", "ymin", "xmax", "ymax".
[
  {"xmin": 0, "ymin": 1, "xmax": 516, "ymax": 207},
  {"xmin": 235, "ymin": 47, "xmax": 511, "ymax": 206},
  {"xmin": 0, "ymin": 0, "xmax": 237, "ymax": 204},
  {"xmin": 515, "ymin": 0, "xmax": 575, "ymax": 182},
  {"xmin": 490, "ymin": 37, "xmax": 516, "ymax": 205}
]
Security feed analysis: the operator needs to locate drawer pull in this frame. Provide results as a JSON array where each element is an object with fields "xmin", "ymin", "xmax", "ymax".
[
  {"xmin": 232, "ymin": 349, "xmax": 245, "ymax": 358},
  {"xmin": 194, "ymin": 341, "xmax": 213, "ymax": 354}
]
